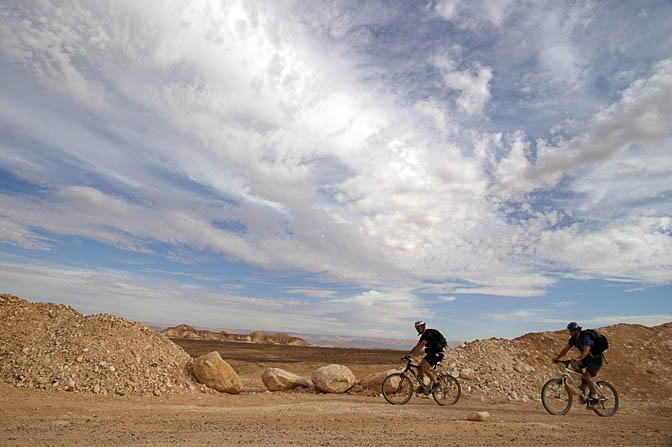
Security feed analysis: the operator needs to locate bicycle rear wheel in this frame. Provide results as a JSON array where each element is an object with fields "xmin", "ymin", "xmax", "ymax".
[
  {"xmin": 541, "ymin": 378, "xmax": 573, "ymax": 415},
  {"xmin": 432, "ymin": 374, "xmax": 461, "ymax": 406},
  {"xmin": 381, "ymin": 373, "xmax": 413, "ymax": 405},
  {"xmin": 591, "ymin": 381, "xmax": 619, "ymax": 417}
]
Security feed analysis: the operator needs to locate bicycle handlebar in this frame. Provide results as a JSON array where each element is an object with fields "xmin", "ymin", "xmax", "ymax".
[
  {"xmin": 402, "ymin": 357, "xmax": 419, "ymax": 368},
  {"xmin": 554, "ymin": 359, "xmax": 571, "ymax": 367}
]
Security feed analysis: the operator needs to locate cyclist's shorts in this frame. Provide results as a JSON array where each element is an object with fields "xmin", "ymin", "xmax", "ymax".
[
  {"xmin": 584, "ymin": 354, "xmax": 602, "ymax": 377},
  {"xmin": 424, "ymin": 352, "xmax": 444, "ymax": 367}
]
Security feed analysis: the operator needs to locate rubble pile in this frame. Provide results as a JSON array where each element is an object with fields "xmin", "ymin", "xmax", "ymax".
[{"xmin": 0, "ymin": 294, "xmax": 197, "ymax": 396}]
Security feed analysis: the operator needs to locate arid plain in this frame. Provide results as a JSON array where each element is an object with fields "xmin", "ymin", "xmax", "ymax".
[{"xmin": 2, "ymin": 294, "xmax": 671, "ymax": 446}]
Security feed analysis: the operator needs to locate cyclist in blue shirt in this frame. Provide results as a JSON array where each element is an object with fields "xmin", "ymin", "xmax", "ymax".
[{"xmin": 551, "ymin": 322, "xmax": 602, "ymax": 405}]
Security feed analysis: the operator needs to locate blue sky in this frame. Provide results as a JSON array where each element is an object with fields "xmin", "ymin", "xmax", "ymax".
[{"xmin": 1, "ymin": 0, "xmax": 671, "ymax": 342}]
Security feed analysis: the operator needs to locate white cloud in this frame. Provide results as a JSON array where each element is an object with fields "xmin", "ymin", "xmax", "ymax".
[
  {"xmin": 434, "ymin": 0, "xmax": 461, "ymax": 20},
  {"xmin": 0, "ymin": 259, "xmax": 428, "ymax": 337},
  {"xmin": 454, "ymin": 273, "xmax": 557, "ymax": 298},
  {"xmin": 482, "ymin": 309, "xmax": 543, "ymax": 322},
  {"xmin": 0, "ymin": 0, "xmax": 670, "ymax": 324},
  {"xmin": 533, "ymin": 59, "xmax": 672, "ymax": 181},
  {"xmin": 584, "ymin": 314, "xmax": 672, "ymax": 327},
  {"xmin": 554, "ymin": 301, "xmax": 575, "ymax": 307},
  {"xmin": 439, "ymin": 64, "xmax": 493, "ymax": 116},
  {"xmin": 538, "ymin": 216, "xmax": 672, "ymax": 285},
  {"xmin": 433, "ymin": 0, "xmax": 515, "ymax": 27},
  {"xmin": 482, "ymin": 309, "xmax": 672, "ymax": 329},
  {"xmin": 285, "ymin": 288, "xmax": 338, "ymax": 299}
]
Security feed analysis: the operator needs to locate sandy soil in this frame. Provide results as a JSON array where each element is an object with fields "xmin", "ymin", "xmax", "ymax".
[
  {"xmin": 2, "ymin": 383, "xmax": 671, "ymax": 446},
  {"xmin": 2, "ymin": 339, "xmax": 671, "ymax": 447}
]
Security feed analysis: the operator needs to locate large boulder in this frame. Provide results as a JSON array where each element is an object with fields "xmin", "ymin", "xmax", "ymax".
[
  {"xmin": 262, "ymin": 368, "xmax": 312, "ymax": 391},
  {"xmin": 192, "ymin": 351, "xmax": 243, "ymax": 394},
  {"xmin": 311, "ymin": 364, "xmax": 356, "ymax": 393},
  {"xmin": 359, "ymin": 369, "xmax": 401, "ymax": 392}
]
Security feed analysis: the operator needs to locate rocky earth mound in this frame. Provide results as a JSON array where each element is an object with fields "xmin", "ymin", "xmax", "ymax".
[
  {"xmin": 162, "ymin": 324, "xmax": 310, "ymax": 346},
  {"xmin": 0, "ymin": 294, "xmax": 197, "ymax": 396},
  {"xmin": 434, "ymin": 322, "xmax": 672, "ymax": 402}
]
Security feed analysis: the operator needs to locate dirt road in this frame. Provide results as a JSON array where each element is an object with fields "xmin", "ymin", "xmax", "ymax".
[
  {"xmin": 2, "ymin": 383, "xmax": 671, "ymax": 446},
  {"xmin": 2, "ymin": 336, "xmax": 672, "ymax": 446}
]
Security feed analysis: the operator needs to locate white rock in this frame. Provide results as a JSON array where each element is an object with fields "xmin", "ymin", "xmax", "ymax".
[
  {"xmin": 460, "ymin": 368, "xmax": 476, "ymax": 380},
  {"xmin": 262, "ymin": 368, "xmax": 312, "ymax": 391},
  {"xmin": 359, "ymin": 369, "xmax": 402, "ymax": 392},
  {"xmin": 467, "ymin": 411, "xmax": 490, "ymax": 422},
  {"xmin": 311, "ymin": 364, "xmax": 355, "ymax": 393}
]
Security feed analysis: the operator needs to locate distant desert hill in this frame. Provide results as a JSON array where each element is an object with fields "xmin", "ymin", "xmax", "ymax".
[{"xmin": 161, "ymin": 324, "xmax": 310, "ymax": 346}]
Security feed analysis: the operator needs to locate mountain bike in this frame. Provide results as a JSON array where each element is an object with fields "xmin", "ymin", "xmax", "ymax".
[
  {"xmin": 381, "ymin": 358, "xmax": 461, "ymax": 406},
  {"xmin": 541, "ymin": 359, "xmax": 619, "ymax": 417}
]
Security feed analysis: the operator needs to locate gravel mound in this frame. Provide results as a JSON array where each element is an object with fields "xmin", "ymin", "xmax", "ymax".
[
  {"xmin": 436, "ymin": 322, "xmax": 672, "ymax": 402},
  {"xmin": 0, "ymin": 294, "xmax": 197, "ymax": 396}
]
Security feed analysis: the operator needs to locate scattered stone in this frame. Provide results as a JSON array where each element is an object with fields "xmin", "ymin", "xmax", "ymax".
[
  {"xmin": 192, "ymin": 351, "xmax": 244, "ymax": 394},
  {"xmin": 311, "ymin": 364, "xmax": 355, "ymax": 393},
  {"xmin": 262, "ymin": 367, "xmax": 312, "ymax": 391},
  {"xmin": 467, "ymin": 411, "xmax": 490, "ymax": 422},
  {"xmin": 359, "ymin": 369, "xmax": 401, "ymax": 392},
  {"xmin": 460, "ymin": 368, "xmax": 476, "ymax": 380}
]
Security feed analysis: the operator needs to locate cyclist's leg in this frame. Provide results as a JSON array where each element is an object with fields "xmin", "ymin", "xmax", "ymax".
[
  {"xmin": 584, "ymin": 356, "xmax": 603, "ymax": 401},
  {"xmin": 417, "ymin": 357, "xmax": 429, "ymax": 383},
  {"xmin": 422, "ymin": 353, "xmax": 443, "ymax": 385}
]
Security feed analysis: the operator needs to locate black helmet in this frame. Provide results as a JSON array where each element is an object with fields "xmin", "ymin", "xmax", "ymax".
[{"xmin": 567, "ymin": 321, "xmax": 580, "ymax": 330}]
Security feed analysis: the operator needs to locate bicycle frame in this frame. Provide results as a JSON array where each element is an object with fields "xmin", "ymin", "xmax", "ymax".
[
  {"xmin": 559, "ymin": 364, "xmax": 587, "ymax": 396},
  {"xmin": 542, "ymin": 359, "xmax": 619, "ymax": 417},
  {"xmin": 382, "ymin": 358, "xmax": 462, "ymax": 406},
  {"xmin": 400, "ymin": 359, "xmax": 432, "ymax": 390}
]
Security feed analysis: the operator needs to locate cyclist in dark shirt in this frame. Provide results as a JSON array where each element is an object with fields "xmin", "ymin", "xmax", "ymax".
[
  {"xmin": 551, "ymin": 322, "xmax": 602, "ymax": 405},
  {"xmin": 403, "ymin": 321, "xmax": 445, "ymax": 390}
]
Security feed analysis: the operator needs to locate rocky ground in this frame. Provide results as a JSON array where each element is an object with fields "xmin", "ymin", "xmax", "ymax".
[
  {"xmin": 2, "ymin": 293, "xmax": 672, "ymax": 446},
  {"xmin": 0, "ymin": 294, "xmax": 195, "ymax": 397}
]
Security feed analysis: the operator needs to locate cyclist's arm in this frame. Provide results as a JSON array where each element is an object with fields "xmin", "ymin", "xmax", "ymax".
[
  {"xmin": 405, "ymin": 340, "xmax": 427, "ymax": 358},
  {"xmin": 576, "ymin": 344, "xmax": 591, "ymax": 362},
  {"xmin": 552, "ymin": 343, "xmax": 571, "ymax": 362}
]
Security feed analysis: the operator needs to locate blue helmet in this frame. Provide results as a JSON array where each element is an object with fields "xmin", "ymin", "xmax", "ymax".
[{"xmin": 567, "ymin": 321, "xmax": 580, "ymax": 330}]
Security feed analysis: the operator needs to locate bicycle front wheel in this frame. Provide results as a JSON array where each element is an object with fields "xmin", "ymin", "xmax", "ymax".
[
  {"xmin": 591, "ymin": 381, "xmax": 619, "ymax": 417},
  {"xmin": 432, "ymin": 374, "xmax": 461, "ymax": 406},
  {"xmin": 381, "ymin": 373, "xmax": 413, "ymax": 405},
  {"xmin": 541, "ymin": 378, "xmax": 573, "ymax": 415}
]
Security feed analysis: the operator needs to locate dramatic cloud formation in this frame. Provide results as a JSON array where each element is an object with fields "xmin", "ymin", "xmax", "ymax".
[{"xmin": 1, "ymin": 0, "xmax": 670, "ymax": 340}]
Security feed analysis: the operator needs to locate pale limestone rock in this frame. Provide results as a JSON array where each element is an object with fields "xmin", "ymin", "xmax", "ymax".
[
  {"xmin": 460, "ymin": 368, "xmax": 476, "ymax": 380},
  {"xmin": 262, "ymin": 368, "xmax": 312, "ymax": 391},
  {"xmin": 311, "ymin": 364, "xmax": 355, "ymax": 393},
  {"xmin": 467, "ymin": 411, "xmax": 489, "ymax": 421},
  {"xmin": 359, "ymin": 369, "xmax": 402, "ymax": 392},
  {"xmin": 192, "ymin": 351, "xmax": 243, "ymax": 394}
]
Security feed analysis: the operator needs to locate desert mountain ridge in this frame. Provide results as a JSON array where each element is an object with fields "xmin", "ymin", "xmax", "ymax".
[
  {"xmin": 148, "ymin": 322, "xmax": 449, "ymax": 349},
  {"xmin": 160, "ymin": 324, "xmax": 311, "ymax": 346}
]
